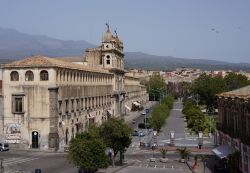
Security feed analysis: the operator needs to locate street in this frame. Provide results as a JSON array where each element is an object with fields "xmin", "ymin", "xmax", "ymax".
[
  {"xmin": 0, "ymin": 150, "xmax": 77, "ymax": 173},
  {"xmin": 158, "ymin": 100, "xmax": 214, "ymax": 147},
  {"xmin": 0, "ymin": 100, "xmax": 216, "ymax": 173}
]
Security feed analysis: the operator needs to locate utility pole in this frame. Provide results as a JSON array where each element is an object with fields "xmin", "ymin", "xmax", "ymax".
[{"xmin": 195, "ymin": 94, "xmax": 199, "ymax": 106}]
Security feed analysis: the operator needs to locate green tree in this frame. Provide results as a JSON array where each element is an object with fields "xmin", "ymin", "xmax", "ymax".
[
  {"xmin": 149, "ymin": 95, "xmax": 174, "ymax": 132},
  {"xmin": 192, "ymin": 73, "xmax": 226, "ymax": 107},
  {"xmin": 67, "ymin": 131, "xmax": 108, "ymax": 172},
  {"xmin": 99, "ymin": 118, "xmax": 132, "ymax": 164},
  {"xmin": 178, "ymin": 81, "xmax": 192, "ymax": 97},
  {"xmin": 146, "ymin": 74, "xmax": 165, "ymax": 101},
  {"xmin": 224, "ymin": 72, "xmax": 250, "ymax": 91}
]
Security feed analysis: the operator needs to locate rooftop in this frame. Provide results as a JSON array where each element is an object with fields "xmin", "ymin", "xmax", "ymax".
[
  {"xmin": 4, "ymin": 55, "xmax": 112, "ymax": 74},
  {"xmin": 217, "ymin": 85, "xmax": 250, "ymax": 99}
]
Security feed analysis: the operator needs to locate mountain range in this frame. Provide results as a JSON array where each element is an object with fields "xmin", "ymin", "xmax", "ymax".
[{"xmin": 0, "ymin": 27, "xmax": 249, "ymax": 71}]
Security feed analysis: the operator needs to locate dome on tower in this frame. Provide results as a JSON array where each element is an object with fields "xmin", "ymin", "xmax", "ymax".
[
  {"xmin": 114, "ymin": 30, "xmax": 123, "ymax": 48},
  {"xmin": 102, "ymin": 24, "xmax": 113, "ymax": 42}
]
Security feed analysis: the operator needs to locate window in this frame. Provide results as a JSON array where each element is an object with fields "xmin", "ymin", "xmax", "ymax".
[
  {"xmin": 12, "ymin": 96, "xmax": 24, "ymax": 113},
  {"xmin": 25, "ymin": 71, "xmax": 34, "ymax": 81},
  {"xmin": 10, "ymin": 71, "xmax": 19, "ymax": 81},
  {"xmin": 40, "ymin": 70, "xmax": 49, "ymax": 81},
  {"xmin": 106, "ymin": 55, "xmax": 110, "ymax": 64},
  {"xmin": 100, "ymin": 57, "xmax": 103, "ymax": 64}
]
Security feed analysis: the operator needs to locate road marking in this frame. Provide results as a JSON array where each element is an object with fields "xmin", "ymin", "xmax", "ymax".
[{"xmin": 3, "ymin": 157, "xmax": 39, "ymax": 166}]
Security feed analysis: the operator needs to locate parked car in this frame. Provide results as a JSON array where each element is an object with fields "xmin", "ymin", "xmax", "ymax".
[
  {"xmin": 132, "ymin": 130, "xmax": 145, "ymax": 137},
  {"xmin": 0, "ymin": 142, "xmax": 9, "ymax": 152},
  {"xmin": 138, "ymin": 123, "xmax": 150, "ymax": 129},
  {"xmin": 141, "ymin": 111, "xmax": 146, "ymax": 116},
  {"xmin": 145, "ymin": 108, "xmax": 150, "ymax": 113}
]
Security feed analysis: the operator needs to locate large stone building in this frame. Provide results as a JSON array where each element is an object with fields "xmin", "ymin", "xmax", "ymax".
[
  {"xmin": 0, "ymin": 26, "xmax": 148, "ymax": 151},
  {"xmin": 217, "ymin": 86, "xmax": 250, "ymax": 173}
]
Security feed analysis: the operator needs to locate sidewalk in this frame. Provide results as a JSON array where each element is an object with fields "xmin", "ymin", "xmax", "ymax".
[
  {"xmin": 97, "ymin": 160, "xmax": 135, "ymax": 173},
  {"xmin": 187, "ymin": 160, "xmax": 212, "ymax": 173}
]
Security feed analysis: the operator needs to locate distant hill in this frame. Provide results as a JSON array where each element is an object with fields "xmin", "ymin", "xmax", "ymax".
[
  {"xmin": 0, "ymin": 27, "xmax": 95, "ymax": 60},
  {"xmin": 124, "ymin": 52, "xmax": 250, "ymax": 71},
  {"xmin": 0, "ymin": 27, "xmax": 249, "ymax": 71}
]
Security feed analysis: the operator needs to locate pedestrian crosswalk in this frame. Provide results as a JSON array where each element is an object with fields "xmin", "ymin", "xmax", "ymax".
[{"xmin": 3, "ymin": 156, "xmax": 39, "ymax": 167}]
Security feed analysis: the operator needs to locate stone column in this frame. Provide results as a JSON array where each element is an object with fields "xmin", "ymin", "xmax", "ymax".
[{"xmin": 48, "ymin": 87, "xmax": 59, "ymax": 151}]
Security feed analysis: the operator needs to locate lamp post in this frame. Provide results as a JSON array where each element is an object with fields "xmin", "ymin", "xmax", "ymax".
[
  {"xmin": 144, "ymin": 111, "xmax": 147, "ymax": 134},
  {"xmin": 207, "ymin": 106, "xmax": 214, "ymax": 138},
  {"xmin": 152, "ymin": 131, "xmax": 157, "ymax": 158},
  {"xmin": 198, "ymin": 131, "xmax": 203, "ymax": 149}
]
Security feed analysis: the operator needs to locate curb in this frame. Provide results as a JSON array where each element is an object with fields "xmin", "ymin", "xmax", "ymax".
[{"xmin": 97, "ymin": 161, "xmax": 135, "ymax": 173}]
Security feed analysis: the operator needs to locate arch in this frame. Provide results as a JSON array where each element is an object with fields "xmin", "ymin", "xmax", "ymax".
[
  {"xmin": 65, "ymin": 128, "xmax": 69, "ymax": 145},
  {"xmin": 31, "ymin": 131, "xmax": 39, "ymax": 148},
  {"xmin": 10, "ymin": 71, "xmax": 19, "ymax": 81},
  {"xmin": 40, "ymin": 70, "xmax": 49, "ymax": 81},
  {"xmin": 106, "ymin": 55, "xmax": 111, "ymax": 64},
  {"xmin": 71, "ymin": 127, "xmax": 75, "ymax": 139},
  {"xmin": 25, "ymin": 71, "xmax": 34, "ymax": 81}
]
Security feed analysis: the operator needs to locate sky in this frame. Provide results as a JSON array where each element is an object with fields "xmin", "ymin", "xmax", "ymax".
[{"xmin": 0, "ymin": 0, "xmax": 250, "ymax": 63}]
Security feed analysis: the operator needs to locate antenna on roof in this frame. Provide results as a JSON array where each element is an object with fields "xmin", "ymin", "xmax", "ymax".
[
  {"xmin": 105, "ymin": 22, "xmax": 110, "ymax": 31},
  {"xmin": 114, "ymin": 28, "xmax": 118, "ymax": 36}
]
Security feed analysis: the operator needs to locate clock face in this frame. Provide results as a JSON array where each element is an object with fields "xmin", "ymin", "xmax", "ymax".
[{"xmin": 34, "ymin": 132, "xmax": 37, "ymax": 135}]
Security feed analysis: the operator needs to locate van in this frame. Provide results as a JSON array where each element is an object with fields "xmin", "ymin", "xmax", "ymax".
[{"xmin": 0, "ymin": 142, "xmax": 9, "ymax": 151}]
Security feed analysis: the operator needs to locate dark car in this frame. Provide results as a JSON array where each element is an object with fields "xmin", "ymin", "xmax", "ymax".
[
  {"xmin": 0, "ymin": 142, "xmax": 9, "ymax": 152},
  {"xmin": 138, "ymin": 123, "xmax": 150, "ymax": 129},
  {"xmin": 145, "ymin": 108, "xmax": 150, "ymax": 113},
  {"xmin": 143, "ymin": 117, "xmax": 149, "ymax": 123}
]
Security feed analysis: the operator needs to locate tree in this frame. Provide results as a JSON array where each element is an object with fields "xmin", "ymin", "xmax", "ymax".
[
  {"xmin": 146, "ymin": 74, "xmax": 165, "ymax": 101},
  {"xmin": 99, "ymin": 118, "xmax": 132, "ymax": 164},
  {"xmin": 192, "ymin": 73, "xmax": 226, "ymax": 107},
  {"xmin": 67, "ymin": 131, "xmax": 108, "ymax": 173},
  {"xmin": 224, "ymin": 72, "xmax": 250, "ymax": 91},
  {"xmin": 149, "ymin": 95, "xmax": 174, "ymax": 132},
  {"xmin": 178, "ymin": 81, "xmax": 192, "ymax": 97}
]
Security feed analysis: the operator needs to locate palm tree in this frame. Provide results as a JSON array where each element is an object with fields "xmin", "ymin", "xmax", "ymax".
[
  {"xmin": 159, "ymin": 148, "xmax": 167, "ymax": 158},
  {"xmin": 176, "ymin": 147, "xmax": 191, "ymax": 162}
]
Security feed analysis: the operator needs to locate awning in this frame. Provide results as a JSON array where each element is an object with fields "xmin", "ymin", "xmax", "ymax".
[
  {"xmin": 212, "ymin": 144, "xmax": 236, "ymax": 159},
  {"xmin": 125, "ymin": 105, "xmax": 131, "ymax": 111},
  {"xmin": 133, "ymin": 102, "xmax": 141, "ymax": 106},
  {"xmin": 107, "ymin": 110, "xmax": 112, "ymax": 115},
  {"xmin": 88, "ymin": 114, "xmax": 95, "ymax": 119}
]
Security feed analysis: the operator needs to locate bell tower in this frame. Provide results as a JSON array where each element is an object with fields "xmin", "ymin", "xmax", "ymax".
[{"xmin": 101, "ymin": 24, "xmax": 124, "ymax": 70}]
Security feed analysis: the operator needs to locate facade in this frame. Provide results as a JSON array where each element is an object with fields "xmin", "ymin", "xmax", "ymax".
[
  {"xmin": 217, "ymin": 86, "xmax": 250, "ymax": 173},
  {"xmin": 0, "ymin": 68, "xmax": 3, "ymax": 138},
  {"xmin": 0, "ymin": 26, "xmax": 148, "ymax": 151}
]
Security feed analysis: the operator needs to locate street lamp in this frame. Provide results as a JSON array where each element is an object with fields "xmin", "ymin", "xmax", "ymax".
[
  {"xmin": 207, "ymin": 106, "xmax": 214, "ymax": 138},
  {"xmin": 198, "ymin": 131, "xmax": 203, "ymax": 149},
  {"xmin": 152, "ymin": 131, "xmax": 157, "ymax": 158}
]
